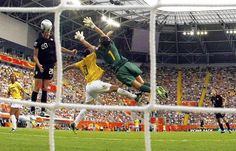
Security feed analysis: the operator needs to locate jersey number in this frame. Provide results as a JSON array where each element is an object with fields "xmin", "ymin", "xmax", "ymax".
[
  {"xmin": 49, "ymin": 68, "xmax": 54, "ymax": 75},
  {"xmin": 108, "ymin": 50, "xmax": 116, "ymax": 61},
  {"xmin": 83, "ymin": 65, "xmax": 89, "ymax": 76},
  {"xmin": 41, "ymin": 43, "xmax": 48, "ymax": 50}
]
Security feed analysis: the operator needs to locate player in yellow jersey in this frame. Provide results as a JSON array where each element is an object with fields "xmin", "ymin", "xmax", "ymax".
[
  {"xmin": 134, "ymin": 118, "xmax": 140, "ymax": 132},
  {"xmin": 63, "ymin": 51, "xmax": 142, "ymax": 133},
  {"xmin": 7, "ymin": 73, "xmax": 28, "ymax": 132}
]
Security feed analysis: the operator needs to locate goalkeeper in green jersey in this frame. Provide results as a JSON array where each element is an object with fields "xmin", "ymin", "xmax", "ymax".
[{"xmin": 74, "ymin": 17, "xmax": 168, "ymax": 100}]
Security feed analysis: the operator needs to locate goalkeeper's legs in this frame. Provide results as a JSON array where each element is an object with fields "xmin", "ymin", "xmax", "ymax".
[
  {"xmin": 132, "ymin": 76, "xmax": 168, "ymax": 99},
  {"xmin": 132, "ymin": 77, "xmax": 150, "ymax": 93}
]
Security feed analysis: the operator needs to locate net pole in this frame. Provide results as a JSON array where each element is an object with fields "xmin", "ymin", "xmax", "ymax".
[
  {"xmin": 48, "ymin": 2, "xmax": 63, "ymax": 150},
  {"xmin": 149, "ymin": 9, "xmax": 157, "ymax": 106},
  {"xmin": 49, "ymin": 109, "xmax": 56, "ymax": 151},
  {"xmin": 144, "ymin": 111, "xmax": 151, "ymax": 151},
  {"xmin": 143, "ymin": 8, "xmax": 157, "ymax": 151},
  {"xmin": 54, "ymin": 4, "xmax": 63, "ymax": 106}
]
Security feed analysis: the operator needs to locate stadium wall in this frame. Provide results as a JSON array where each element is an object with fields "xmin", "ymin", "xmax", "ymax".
[{"xmin": 0, "ymin": 13, "xmax": 38, "ymax": 49}]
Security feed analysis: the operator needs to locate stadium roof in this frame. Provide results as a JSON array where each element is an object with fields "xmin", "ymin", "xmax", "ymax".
[
  {"xmin": 1, "ymin": 0, "xmax": 236, "ymax": 26},
  {"xmin": 91, "ymin": 0, "xmax": 236, "ymax": 25},
  {"xmin": 1, "ymin": 0, "xmax": 236, "ymax": 64}
]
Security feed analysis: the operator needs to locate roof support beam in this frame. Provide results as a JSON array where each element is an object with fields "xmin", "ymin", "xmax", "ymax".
[{"xmin": 217, "ymin": 13, "xmax": 235, "ymax": 52}]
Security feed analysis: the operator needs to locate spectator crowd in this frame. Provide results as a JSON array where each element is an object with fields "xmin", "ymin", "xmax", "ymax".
[{"xmin": 1, "ymin": 51, "xmax": 236, "ymax": 126}]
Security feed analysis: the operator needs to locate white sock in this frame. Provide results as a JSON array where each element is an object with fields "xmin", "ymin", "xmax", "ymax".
[
  {"xmin": 10, "ymin": 115, "xmax": 17, "ymax": 130},
  {"xmin": 74, "ymin": 109, "xmax": 87, "ymax": 125},
  {"xmin": 117, "ymin": 88, "xmax": 136, "ymax": 99}
]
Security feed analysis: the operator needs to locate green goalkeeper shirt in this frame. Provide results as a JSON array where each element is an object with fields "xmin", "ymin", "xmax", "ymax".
[{"xmin": 96, "ymin": 41, "xmax": 128, "ymax": 71}]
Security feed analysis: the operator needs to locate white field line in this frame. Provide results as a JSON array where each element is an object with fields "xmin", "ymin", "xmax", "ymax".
[{"xmin": 0, "ymin": 131, "xmax": 235, "ymax": 142}]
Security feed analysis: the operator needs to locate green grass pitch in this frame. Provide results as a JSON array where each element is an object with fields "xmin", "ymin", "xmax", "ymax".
[{"xmin": 0, "ymin": 127, "xmax": 235, "ymax": 151}]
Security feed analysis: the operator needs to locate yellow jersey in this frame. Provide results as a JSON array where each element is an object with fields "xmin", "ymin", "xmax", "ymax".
[
  {"xmin": 75, "ymin": 52, "xmax": 104, "ymax": 83},
  {"xmin": 8, "ymin": 82, "xmax": 23, "ymax": 99},
  {"xmin": 135, "ymin": 119, "xmax": 140, "ymax": 127}
]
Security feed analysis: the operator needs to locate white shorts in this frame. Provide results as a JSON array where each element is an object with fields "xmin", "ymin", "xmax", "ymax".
[{"xmin": 85, "ymin": 80, "xmax": 112, "ymax": 103}]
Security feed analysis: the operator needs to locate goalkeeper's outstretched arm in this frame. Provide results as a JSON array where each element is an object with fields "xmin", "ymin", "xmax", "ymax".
[
  {"xmin": 74, "ymin": 31, "xmax": 96, "ymax": 52},
  {"xmin": 106, "ymin": 31, "xmax": 114, "ymax": 37},
  {"xmin": 83, "ymin": 17, "xmax": 106, "ymax": 37}
]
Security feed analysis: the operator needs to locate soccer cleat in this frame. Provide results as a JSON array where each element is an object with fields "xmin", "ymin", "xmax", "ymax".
[
  {"xmin": 39, "ymin": 112, "xmax": 45, "ymax": 117},
  {"xmin": 10, "ymin": 128, "xmax": 16, "ymax": 133},
  {"xmin": 135, "ymin": 92, "xmax": 143, "ymax": 103},
  {"xmin": 228, "ymin": 130, "xmax": 232, "ymax": 134},
  {"xmin": 156, "ymin": 86, "xmax": 168, "ymax": 99},
  {"xmin": 221, "ymin": 131, "xmax": 225, "ymax": 133},
  {"xmin": 70, "ymin": 122, "xmax": 77, "ymax": 134}
]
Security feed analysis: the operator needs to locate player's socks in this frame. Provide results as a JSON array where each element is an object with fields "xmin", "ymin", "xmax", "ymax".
[
  {"xmin": 139, "ymin": 84, "xmax": 150, "ymax": 93},
  {"xmin": 144, "ymin": 83, "xmax": 150, "ymax": 87},
  {"xmin": 71, "ymin": 109, "xmax": 87, "ymax": 133},
  {"xmin": 226, "ymin": 122, "xmax": 231, "ymax": 131},
  {"xmin": 70, "ymin": 123, "xmax": 77, "ymax": 133},
  {"xmin": 134, "ymin": 92, "xmax": 143, "ymax": 103},
  {"xmin": 30, "ymin": 91, "xmax": 38, "ymax": 114},
  {"xmin": 74, "ymin": 109, "xmax": 87, "ymax": 126},
  {"xmin": 10, "ymin": 115, "xmax": 17, "ymax": 130},
  {"xmin": 41, "ymin": 90, "xmax": 48, "ymax": 113},
  {"xmin": 219, "ymin": 123, "xmax": 224, "ymax": 132},
  {"xmin": 117, "ymin": 88, "xmax": 137, "ymax": 99}
]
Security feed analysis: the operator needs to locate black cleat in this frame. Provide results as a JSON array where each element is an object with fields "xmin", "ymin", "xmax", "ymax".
[
  {"xmin": 10, "ymin": 128, "xmax": 16, "ymax": 133},
  {"xmin": 135, "ymin": 92, "xmax": 143, "ymax": 103},
  {"xmin": 40, "ymin": 112, "xmax": 45, "ymax": 117},
  {"xmin": 164, "ymin": 92, "xmax": 168, "ymax": 99},
  {"xmin": 221, "ymin": 131, "xmax": 225, "ymax": 133},
  {"xmin": 70, "ymin": 123, "xmax": 77, "ymax": 134}
]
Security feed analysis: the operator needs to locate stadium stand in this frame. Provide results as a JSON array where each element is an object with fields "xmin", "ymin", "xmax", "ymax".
[{"xmin": 0, "ymin": 50, "xmax": 236, "ymax": 131}]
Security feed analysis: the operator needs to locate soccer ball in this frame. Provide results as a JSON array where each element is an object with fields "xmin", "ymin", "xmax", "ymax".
[{"xmin": 41, "ymin": 19, "xmax": 52, "ymax": 32}]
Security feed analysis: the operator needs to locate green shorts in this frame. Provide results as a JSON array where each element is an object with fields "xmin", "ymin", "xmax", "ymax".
[{"xmin": 116, "ymin": 62, "xmax": 142, "ymax": 87}]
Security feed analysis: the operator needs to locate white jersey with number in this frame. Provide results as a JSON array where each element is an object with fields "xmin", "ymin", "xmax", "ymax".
[{"xmin": 85, "ymin": 80, "xmax": 112, "ymax": 103}]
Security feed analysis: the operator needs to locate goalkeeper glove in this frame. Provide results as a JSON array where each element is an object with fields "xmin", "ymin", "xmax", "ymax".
[
  {"xmin": 83, "ymin": 17, "xmax": 95, "ymax": 29},
  {"xmin": 74, "ymin": 31, "xmax": 85, "ymax": 40}
]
